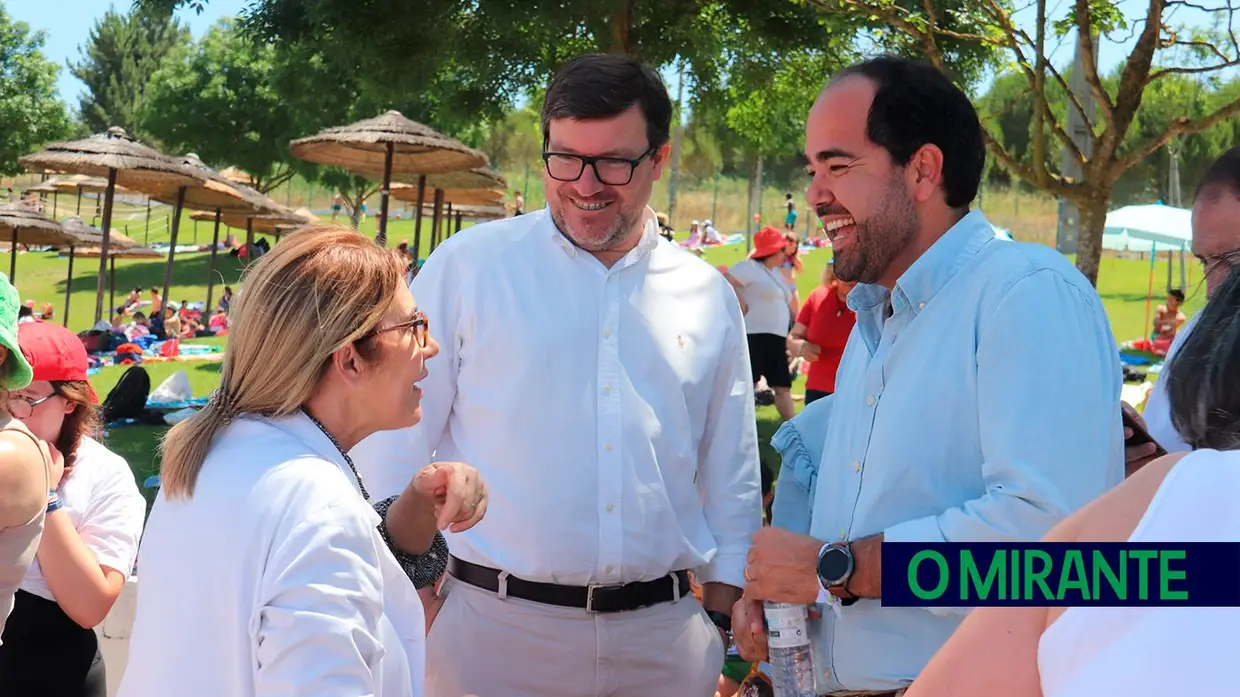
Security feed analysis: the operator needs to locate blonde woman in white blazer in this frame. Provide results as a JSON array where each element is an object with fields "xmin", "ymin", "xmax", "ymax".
[{"xmin": 118, "ymin": 225, "xmax": 488, "ymax": 697}]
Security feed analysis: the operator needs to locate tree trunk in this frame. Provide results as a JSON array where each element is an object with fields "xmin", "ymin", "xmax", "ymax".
[
  {"xmin": 745, "ymin": 154, "xmax": 764, "ymax": 252},
  {"xmin": 609, "ymin": 0, "xmax": 634, "ymax": 53},
  {"xmin": 1075, "ymin": 192, "xmax": 1110, "ymax": 286},
  {"xmin": 667, "ymin": 60, "xmax": 686, "ymax": 224},
  {"xmin": 349, "ymin": 189, "xmax": 362, "ymax": 229}
]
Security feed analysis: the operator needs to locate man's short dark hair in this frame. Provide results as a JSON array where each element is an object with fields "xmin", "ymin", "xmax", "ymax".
[
  {"xmin": 1169, "ymin": 288, "xmax": 1186, "ymax": 302},
  {"xmin": 1194, "ymin": 146, "xmax": 1240, "ymax": 200},
  {"xmin": 832, "ymin": 56, "xmax": 985, "ymax": 209},
  {"xmin": 541, "ymin": 54, "xmax": 673, "ymax": 152}
]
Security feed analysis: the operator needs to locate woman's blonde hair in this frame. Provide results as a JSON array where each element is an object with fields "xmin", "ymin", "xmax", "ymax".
[{"xmin": 159, "ymin": 224, "xmax": 405, "ymax": 499}]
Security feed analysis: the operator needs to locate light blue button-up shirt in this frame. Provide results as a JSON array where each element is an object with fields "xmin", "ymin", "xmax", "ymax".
[{"xmin": 772, "ymin": 210, "xmax": 1124, "ymax": 694}]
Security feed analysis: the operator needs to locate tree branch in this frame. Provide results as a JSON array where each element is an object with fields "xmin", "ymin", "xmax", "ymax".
[
  {"xmin": 982, "ymin": 129, "xmax": 1076, "ymax": 198},
  {"xmin": 262, "ymin": 165, "xmax": 297, "ymax": 194},
  {"xmin": 1097, "ymin": 0, "xmax": 1165, "ymax": 167},
  {"xmin": 1111, "ymin": 94, "xmax": 1240, "ymax": 183},
  {"xmin": 1074, "ymin": 0, "xmax": 1118, "ymax": 135}
]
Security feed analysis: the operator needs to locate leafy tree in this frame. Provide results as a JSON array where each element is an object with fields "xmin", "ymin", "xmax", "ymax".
[
  {"xmin": 142, "ymin": 19, "xmax": 302, "ymax": 192},
  {"xmin": 810, "ymin": 0, "xmax": 1240, "ymax": 285},
  {"xmin": 70, "ymin": 8, "xmax": 189, "ymax": 140},
  {"xmin": 0, "ymin": 5, "xmax": 72, "ymax": 176}
]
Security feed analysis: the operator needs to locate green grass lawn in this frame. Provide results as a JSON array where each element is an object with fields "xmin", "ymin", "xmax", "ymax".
[{"xmin": 29, "ymin": 221, "xmax": 1192, "ymax": 506}]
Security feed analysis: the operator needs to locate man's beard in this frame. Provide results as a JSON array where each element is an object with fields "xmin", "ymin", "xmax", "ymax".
[
  {"xmin": 832, "ymin": 175, "xmax": 918, "ymax": 284},
  {"xmin": 549, "ymin": 198, "xmax": 643, "ymax": 253}
]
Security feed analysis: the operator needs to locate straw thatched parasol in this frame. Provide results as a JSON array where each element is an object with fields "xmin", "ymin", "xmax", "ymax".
[
  {"xmin": 392, "ymin": 185, "xmax": 503, "ymax": 207},
  {"xmin": 132, "ymin": 153, "xmax": 285, "ymax": 312},
  {"xmin": 55, "ymin": 217, "xmax": 140, "ymax": 326},
  {"xmin": 0, "ymin": 203, "xmax": 77, "ymax": 280},
  {"xmin": 218, "ymin": 166, "xmax": 255, "ymax": 186},
  {"xmin": 390, "ymin": 167, "xmax": 507, "ymax": 254},
  {"xmin": 289, "ymin": 110, "xmax": 488, "ymax": 247},
  {"xmin": 19, "ymin": 127, "xmax": 203, "ymax": 324}
]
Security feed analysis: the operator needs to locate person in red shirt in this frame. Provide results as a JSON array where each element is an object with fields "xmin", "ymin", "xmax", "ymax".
[{"xmin": 787, "ymin": 260, "xmax": 857, "ymax": 404}]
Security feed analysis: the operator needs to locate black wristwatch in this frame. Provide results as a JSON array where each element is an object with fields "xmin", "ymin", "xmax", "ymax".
[
  {"xmin": 706, "ymin": 610, "xmax": 732, "ymax": 634},
  {"xmin": 817, "ymin": 542, "xmax": 859, "ymax": 605}
]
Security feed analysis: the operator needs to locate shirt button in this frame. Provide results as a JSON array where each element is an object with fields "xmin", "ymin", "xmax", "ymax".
[
  {"xmin": 605, "ymin": 503, "xmax": 614, "ymax": 512},
  {"xmin": 918, "ymin": 302, "xmax": 926, "ymax": 310},
  {"xmin": 603, "ymin": 384, "xmax": 612, "ymax": 394},
  {"xmin": 865, "ymin": 395, "xmax": 876, "ymax": 406},
  {"xmin": 605, "ymin": 565, "xmax": 614, "ymax": 574},
  {"xmin": 603, "ymin": 327, "xmax": 612, "ymax": 338},
  {"xmin": 839, "ymin": 530, "xmax": 848, "ymax": 540},
  {"xmin": 852, "ymin": 460, "xmax": 861, "ymax": 472},
  {"xmin": 604, "ymin": 443, "xmax": 613, "ymax": 452}
]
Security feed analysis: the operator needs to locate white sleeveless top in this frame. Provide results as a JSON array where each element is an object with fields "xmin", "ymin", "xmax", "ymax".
[{"xmin": 1038, "ymin": 448, "xmax": 1240, "ymax": 697}]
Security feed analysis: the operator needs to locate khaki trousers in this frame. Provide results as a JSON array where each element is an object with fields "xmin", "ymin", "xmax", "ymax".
[{"xmin": 426, "ymin": 576, "xmax": 726, "ymax": 697}]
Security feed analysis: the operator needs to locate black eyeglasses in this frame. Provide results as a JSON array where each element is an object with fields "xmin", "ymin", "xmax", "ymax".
[
  {"xmin": 8, "ymin": 393, "xmax": 55, "ymax": 420},
  {"xmin": 358, "ymin": 311, "xmax": 430, "ymax": 348},
  {"xmin": 1197, "ymin": 248, "xmax": 1240, "ymax": 278},
  {"xmin": 542, "ymin": 148, "xmax": 656, "ymax": 186}
]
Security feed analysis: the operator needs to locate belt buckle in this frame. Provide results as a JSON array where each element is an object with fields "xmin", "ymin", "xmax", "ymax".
[{"xmin": 585, "ymin": 583, "xmax": 625, "ymax": 613}]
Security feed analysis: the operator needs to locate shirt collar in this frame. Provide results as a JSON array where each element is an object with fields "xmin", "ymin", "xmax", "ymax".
[
  {"xmin": 544, "ymin": 204, "xmax": 661, "ymax": 269},
  {"xmin": 848, "ymin": 209, "xmax": 997, "ymax": 317},
  {"xmin": 254, "ymin": 411, "xmax": 357, "ymax": 486}
]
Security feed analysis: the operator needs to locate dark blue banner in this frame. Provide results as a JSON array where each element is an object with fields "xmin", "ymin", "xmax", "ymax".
[{"xmin": 880, "ymin": 542, "xmax": 1240, "ymax": 607}]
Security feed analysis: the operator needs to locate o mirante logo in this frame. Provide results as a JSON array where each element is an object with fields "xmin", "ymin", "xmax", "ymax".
[{"xmin": 881, "ymin": 543, "xmax": 1240, "ymax": 607}]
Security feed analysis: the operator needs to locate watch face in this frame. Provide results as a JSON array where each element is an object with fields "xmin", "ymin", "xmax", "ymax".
[{"xmin": 817, "ymin": 546, "xmax": 851, "ymax": 584}]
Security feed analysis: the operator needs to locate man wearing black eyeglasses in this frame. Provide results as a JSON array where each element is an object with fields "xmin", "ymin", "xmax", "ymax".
[
  {"xmin": 1132, "ymin": 146, "xmax": 1240, "ymax": 467},
  {"xmin": 350, "ymin": 53, "xmax": 760, "ymax": 697}
]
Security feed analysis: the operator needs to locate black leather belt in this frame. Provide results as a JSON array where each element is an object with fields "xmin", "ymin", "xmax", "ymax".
[{"xmin": 448, "ymin": 556, "xmax": 691, "ymax": 613}]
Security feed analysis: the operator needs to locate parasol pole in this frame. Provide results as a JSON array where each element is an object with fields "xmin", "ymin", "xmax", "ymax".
[
  {"xmin": 109, "ymin": 255, "xmax": 116, "ymax": 319},
  {"xmin": 160, "ymin": 186, "xmax": 187, "ymax": 317},
  {"xmin": 206, "ymin": 209, "xmax": 222, "ymax": 312},
  {"xmin": 8, "ymin": 228, "xmax": 15, "ymax": 281},
  {"xmin": 63, "ymin": 246, "xmax": 75, "ymax": 327},
  {"xmin": 412, "ymin": 175, "xmax": 426, "ymax": 259},
  {"xmin": 52, "ymin": 192, "xmax": 58, "ymax": 218},
  {"xmin": 245, "ymin": 218, "xmax": 255, "ymax": 265},
  {"xmin": 76, "ymin": 186, "xmax": 83, "ymax": 216},
  {"xmin": 93, "ymin": 168, "xmax": 118, "ymax": 324},
  {"xmin": 455, "ymin": 211, "xmax": 462, "ymax": 235},
  {"xmin": 377, "ymin": 142, "xmax": 394, "ymax": 247},
  {"xmin": 430, "ymin": 189, "xmax": 444, "ymax": 252}
]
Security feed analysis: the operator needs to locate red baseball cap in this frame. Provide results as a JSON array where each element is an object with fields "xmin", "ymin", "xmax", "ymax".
[{"xmin": 17, "ymin": 320, "xmax": 98, "ymax": 403}]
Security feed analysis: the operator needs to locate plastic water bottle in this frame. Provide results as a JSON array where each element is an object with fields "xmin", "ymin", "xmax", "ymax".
[{"xmin": 763, "ymin": 602, "xmax": 817, "ymax": 697}]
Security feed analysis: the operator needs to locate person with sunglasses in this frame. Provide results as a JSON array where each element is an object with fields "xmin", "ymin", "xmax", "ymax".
[
  {"xmin": 0, "ymin": 320, "xmax": 145, "ymax": 697},
  {"xmin": 351, "ymin": 53, "xmax": 760, "ymax": 697},
  {"xmin": 1128, "ymin": 146, "xmax": 1240, "ymax": 472}
]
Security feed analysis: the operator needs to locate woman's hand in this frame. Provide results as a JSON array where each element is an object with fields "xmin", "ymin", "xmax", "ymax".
[{"xmin": 412, "ymin": 462, "xmax": 487, "ymax": 533}]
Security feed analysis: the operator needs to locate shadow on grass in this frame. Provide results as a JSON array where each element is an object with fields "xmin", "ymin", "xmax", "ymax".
[{"xmin": 54, "ymin": 251, "xmax": 252, "ymax": 301}]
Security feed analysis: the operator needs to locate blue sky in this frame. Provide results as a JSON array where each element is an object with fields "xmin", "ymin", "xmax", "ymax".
[{"xmin": 10, "ymin": 0, "xmax": 1227, "ymax": 110}]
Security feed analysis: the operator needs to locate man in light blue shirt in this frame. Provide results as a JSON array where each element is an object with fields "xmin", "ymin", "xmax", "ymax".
[{"xmin": 733, "ymin": 55, "xmax": 1124, "ymax": 696}]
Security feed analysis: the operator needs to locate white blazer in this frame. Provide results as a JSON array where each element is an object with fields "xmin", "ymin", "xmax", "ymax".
[{"xmin": 118, "ymin": 412, "xmax": 425, "ymax": 697}]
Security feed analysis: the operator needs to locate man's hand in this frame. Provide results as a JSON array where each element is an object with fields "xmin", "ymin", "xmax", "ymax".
[
  {"xmin": 800, "ymin": 341, "xmax": 822, "ymax": 362},
  {"xmin": 1121, "ymin": 402, "xmax": 1160, "ymax": 477},
  {"xmin": 411, "ymin": 462, "xmax": 487, "ymax": 532},
  {"xmin": 731, "ymin": 595, "xmax": 768, "ymax": 662},
  {"xmin": 743, "ymin": 527, "xmax": 822, "ymax": 604}
]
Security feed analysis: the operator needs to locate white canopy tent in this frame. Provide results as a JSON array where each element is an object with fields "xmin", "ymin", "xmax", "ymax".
[{"xmin": 1101, "ymin": 203, "xmax": 1191, "ymax": 253}]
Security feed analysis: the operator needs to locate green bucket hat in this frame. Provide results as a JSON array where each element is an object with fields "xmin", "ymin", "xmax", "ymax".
[{"xmin": 0, "ymin": 273, "xmax": 33, "ymax": 391}]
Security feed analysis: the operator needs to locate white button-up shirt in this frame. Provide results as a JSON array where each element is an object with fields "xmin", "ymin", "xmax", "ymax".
[
  {"xmin": 119, "ymin": 413, "xmax": 425, "ymax": 697},
  {"xmin": 352, "ymin": 207, "xmax": 761, "ymax": 588}
]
